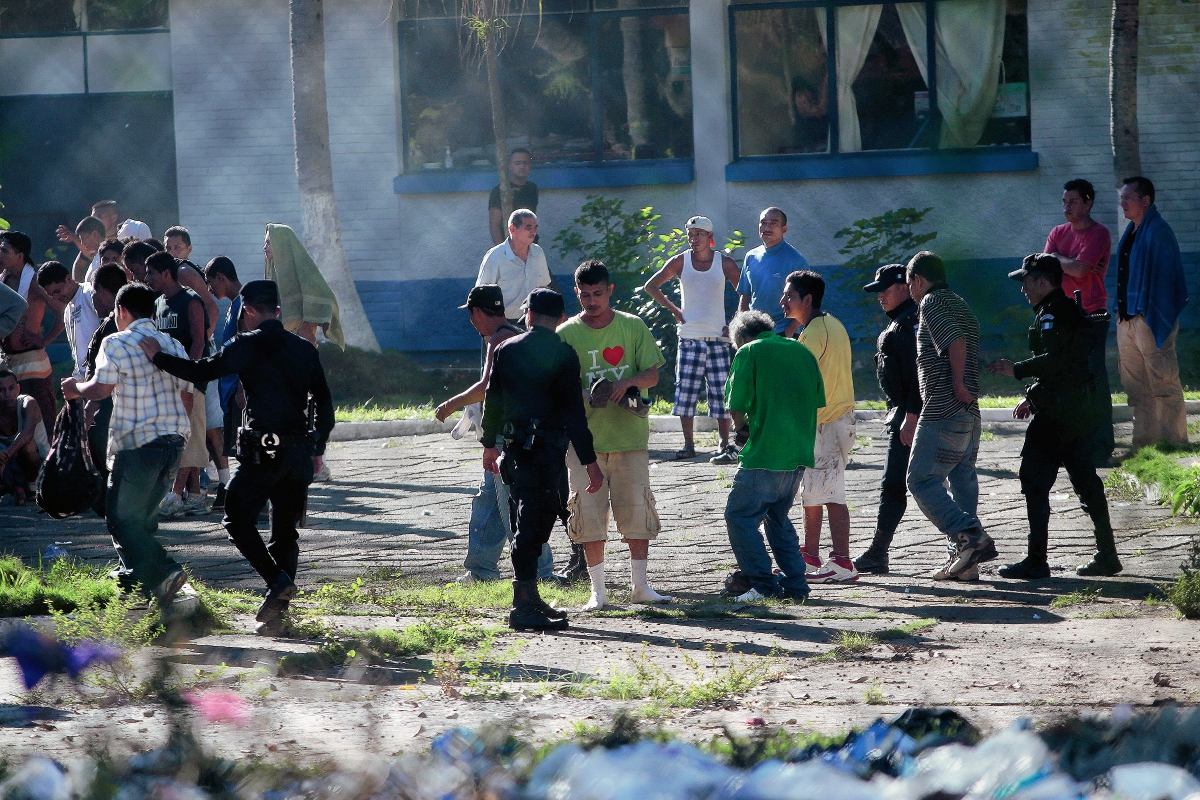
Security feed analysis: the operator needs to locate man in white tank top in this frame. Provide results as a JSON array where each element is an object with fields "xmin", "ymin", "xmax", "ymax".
[{"xmin": 644, "ymin": 216, "xmax": 742, "ymax": 463}]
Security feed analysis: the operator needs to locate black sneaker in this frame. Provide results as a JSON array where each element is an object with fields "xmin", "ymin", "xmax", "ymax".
[
  {"xmin": 256, "ymin": 575, "xmax": 298, "ymax": 623},
  {"xmin": 709, "ymin": 445, "xmax": 739, "ymax": 465},
  {"xmin": 854, "ymin": 546, "xmax": 890, "ymax": 575},
  {"xmin": 212, "ymin": 483, "xmax": 227, "ymax": 511},
  {"xmin": 998, "ymin": 558, "xmax": 1051, "ymax": 580}
]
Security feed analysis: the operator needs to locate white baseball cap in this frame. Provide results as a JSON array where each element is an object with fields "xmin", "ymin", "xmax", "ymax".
[
  {"xmin": 117, "ymin": 219, "xmax": 152, "ymax": 240},
  {"xmin": 685, "ymin": 215, "xmax": 714, "ymax": 233}
]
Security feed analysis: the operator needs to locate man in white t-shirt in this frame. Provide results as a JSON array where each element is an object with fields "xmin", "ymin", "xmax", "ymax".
[
  {"xmin": 475, "ymin": 209, "xmax": 552, "ymax": 324},
  {"xmin": 644, "ymin": 215, "xmax": 741, "ymax": 463},
  {"xmin": 37, "ymin": 261, "xmax": 100, "ymax": 381}
]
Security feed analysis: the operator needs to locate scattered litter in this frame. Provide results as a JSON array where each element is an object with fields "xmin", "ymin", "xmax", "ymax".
[
  {"xmin": 1153, "ymin": 672, "xmax": 1173, "ymax": 687},
  {"xmin": 1033, "ymin": 614, "xmax": 1041, "ymax": 619}
]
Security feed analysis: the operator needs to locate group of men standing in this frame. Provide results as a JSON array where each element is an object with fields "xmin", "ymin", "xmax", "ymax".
[{"xmin": 456, "ymin": 170, "xmax": 1188, "ymax": 629}]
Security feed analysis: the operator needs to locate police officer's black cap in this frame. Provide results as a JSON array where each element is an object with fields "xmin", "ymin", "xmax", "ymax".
[
  {"xmin": 522, "ymin": 288, "xmax": 565, "ymax": 318},
  {"xmin": 240, "ymin": 279, "xmax": 280, "ymax": 306},
  {"xmin": 1008, "ymin": 253, "xmax": 1062, "ymax": 282},
  {"xmin": 459, "ymin": 284, "xmax": 505, "ymax": 312},
  {"xmin": 863, "ymin": 264, "xmax": 907, "ymax": 293}
]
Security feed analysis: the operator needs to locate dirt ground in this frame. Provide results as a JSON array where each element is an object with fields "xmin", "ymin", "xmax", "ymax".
[{"xmin": 0, "ymin": 417, "xmax": 1196, "ymax": 763}]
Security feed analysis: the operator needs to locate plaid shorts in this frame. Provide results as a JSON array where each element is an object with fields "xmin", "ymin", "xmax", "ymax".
[{"xmin": 673, "ymin": 337, "xmax": 732, "ymax": 419}]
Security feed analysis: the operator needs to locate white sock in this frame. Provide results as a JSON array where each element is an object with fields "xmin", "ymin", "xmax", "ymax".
[
  {"xmin": 583, "ymin": 562, "xmax": 606, "ymax": 610},
  {"xmin": 218, "ymin": 468, "xmax": 230, "ymax": 485},
  {"xmin": 630, "ymin": 559, "xmax": 671, "ymax": 603}
]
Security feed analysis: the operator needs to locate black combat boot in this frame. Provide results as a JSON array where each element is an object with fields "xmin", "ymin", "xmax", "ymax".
[
  {"xmin": 998, "ymin": 558, "xmax": 1051, "ymax": 579},
  {"xmin": 552, "ymin": 542, "xmax": 588, "ymax": 585},
  {"xmin": 1077, "ymin": 525, "xmax": 1122, "ymax": 576},
  {"xmin": 854, "ymin": 534, "xmax": 891, "ymax": 574},
  {"xmin": 509, "ymin": 579, "xmax": 568, "ymax": 631}
]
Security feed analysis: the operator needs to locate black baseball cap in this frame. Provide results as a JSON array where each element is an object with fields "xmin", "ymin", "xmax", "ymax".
[
  {"xmin": 459, "ymin": 284, "xmax": 505, "ymax": 312},
  {"xmin": 0, "ymin": 231, "xmax": 33, "ymax": 265},
  {"xmin": 1008, "ymin": 253, "xmax": 1062, "ymax": 283},
  {"xmin": 863, "ymin": 264, "xmax": 907, "ymax": 292},
  {"xmin": 240, "ymin": 279, "xmax": 280, "ymax": 306},
  {"xmin": 522, "ymin": 288, "xmax": 565, "ymax": 318}
]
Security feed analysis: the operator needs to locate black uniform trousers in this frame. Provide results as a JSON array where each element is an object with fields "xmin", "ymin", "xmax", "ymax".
[
  {"xmin": 1019, "ymin": 412, "xmax": 1113, "ymax": 564},
  {"xmin": 502, "ymin": 439, "xmax": 568, "ymax": 581},
  {"xmin": 875, "ymin": 425, "xmax": 912, "ymax": 546},
  {"xmin": 223, "ymin": 442, "xmax": 312, "ymax": 585},
  {"xmin": 1087, "ymin": 318, "xmax": 1115, "ymax": 465}
]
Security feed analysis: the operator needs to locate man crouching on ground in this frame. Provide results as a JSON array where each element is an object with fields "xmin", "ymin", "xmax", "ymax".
[{"xmin": 722, "ymin": 310, "xmax": 824, "ymax": 602}]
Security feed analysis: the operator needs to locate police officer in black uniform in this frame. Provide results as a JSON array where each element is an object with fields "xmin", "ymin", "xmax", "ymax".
[
  {"xmin": 481, "ymin": 288, "xmax": 603, "ymax": 630},
  {"xmin": 988, "ymin": 254, "xmax": 1121, "ymax": 579},
  {"xmin": 855, "ymin": 264, "xmax": 922, "ymax": 574},
  {"xmin": 139, "ymin": 280, "xmax": 334, "ymax": 633}
]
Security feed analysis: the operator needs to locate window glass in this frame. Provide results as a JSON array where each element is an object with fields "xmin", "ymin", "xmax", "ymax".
[
  {"xmin": 853, "ymin": 4, "xmax": 928, "ymax": 150},
  {"xmin": 400, "ymin": 8, "xmax": 691, "ymax": 171},
  {"xmin": 734, "ymin": 7, "xmax": 828, "ymax": 156},
  {"xmin": 595, "ymin": 13, "xmax": 692, "ymax": 160},
  {"xmin": 593, "ymin": 0, "xmax": 687, "ymax": 8},
  {"xmin": 978, "ymin": 0, "xmax": 1029, "ymax": 145},
  {"xmin": 86, "ymin": 0, "xmax": 168, "ymax": 31},
  {"xmin": 0, "ymin": 0, "xmax": 78, "ymax": 34}
]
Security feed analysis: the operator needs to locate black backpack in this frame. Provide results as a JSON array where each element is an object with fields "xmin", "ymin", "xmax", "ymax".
[{"xmin": 36, "ymin": 399, "xmax": 102, "ymax": 519}]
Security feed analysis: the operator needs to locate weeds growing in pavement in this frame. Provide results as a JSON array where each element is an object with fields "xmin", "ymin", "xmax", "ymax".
[
  {"xmin": 864, "ymin": 682, "xmax": 886, "ymax": 704},
  {"xmin": 278, "ymin": 617, "xmax": 498, "ymax": 675},
  {"xmin": 814, "ymin": 620, "xmax": 937, "ymax": 662},
  {"xmin": 1103, "ymin": 469, "xmax": 1144, "ymax": 503},
  {"xmin": 301, "ymin": 577, "xmax": 590, "ymax": 616},
  {"xmin": 0, "ymin": 556, "xmax": 118, "ymax": 616},
  {"xmin": 1050, "ymin": 587, "xmax": 1101, "ymax": 608},
  {"xmin": 875, "ymin": 618, "xmax": 938, "ymax": 640},
  {"xmin": 566, "ymin": 644, "xmax": 781, "ymax": 710},
  {"xmin": 1168, "ymin": 534, "xmax": 1200, "ymax": 618}
]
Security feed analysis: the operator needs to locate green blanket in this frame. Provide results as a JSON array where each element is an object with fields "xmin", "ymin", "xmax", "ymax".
[{"xmin": 265, "ymin": 223, "xmax": 344, "ymax": 349}]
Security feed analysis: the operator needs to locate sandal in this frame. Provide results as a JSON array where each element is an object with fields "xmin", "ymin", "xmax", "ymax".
[{"xmin": 675, "ymin": 445, "xmax": 696, "ymax": 460}]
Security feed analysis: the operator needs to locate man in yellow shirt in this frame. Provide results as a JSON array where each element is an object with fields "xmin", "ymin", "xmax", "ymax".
[{"xmin": 781, "ymin": 270, "xmax": 858, "ymax": 583}]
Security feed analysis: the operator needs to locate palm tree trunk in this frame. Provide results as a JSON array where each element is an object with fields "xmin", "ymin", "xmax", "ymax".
[
  {"xmin": 290, "ymin": 0, "xmax": 380, "ymax": 351},
  {"xmin": 484, "ymin": 27, "xmax": 513, "ymax": 227},
  {"xmin": 1110, "ymin": 0, "xmax": 1141, "ymax": 184}
]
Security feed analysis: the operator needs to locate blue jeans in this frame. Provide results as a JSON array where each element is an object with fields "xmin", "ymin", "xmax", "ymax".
[
  {"xmin": 463, "ymin": 470, "xmax": 552, "ymax": 580},
  {"xmin": 107, "ymin": 435, "xmax": 185, "ymax": 598},
  {"xmin": 907, "ymin": 411, "xmax": 982, "ymax": 542},
  {"xmin": 724, "ymin": 467, "xmax": 810, "ymax": 598}
]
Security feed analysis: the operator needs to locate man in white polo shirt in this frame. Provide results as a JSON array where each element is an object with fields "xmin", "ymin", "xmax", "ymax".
[{"xmin": 475, "ymin": 209, "xmax": 552, "ymax": 325}]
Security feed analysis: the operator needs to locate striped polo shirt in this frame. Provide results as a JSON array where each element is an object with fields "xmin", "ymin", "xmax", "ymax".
[{"xmin": 916, "ymin": 286, "xmax": 980, "ymax": 420}]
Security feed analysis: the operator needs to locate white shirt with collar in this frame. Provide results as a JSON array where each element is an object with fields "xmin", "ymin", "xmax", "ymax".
[
  {"xmin": 65, "ymin": 283, "xmax": 101, "ymax": 381},
  {"xmin": 475, "ymin": 240, "xmax": 551, "ymax": 320}
]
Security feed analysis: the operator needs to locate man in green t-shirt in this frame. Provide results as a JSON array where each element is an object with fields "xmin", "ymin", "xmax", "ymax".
[
  {"xmin": 557, "ymin": 260, "xmax": 672, "ymax": 611},
  {"xmin": 722, "ymin": 309, "xmax": 824, "ymax": 601}
]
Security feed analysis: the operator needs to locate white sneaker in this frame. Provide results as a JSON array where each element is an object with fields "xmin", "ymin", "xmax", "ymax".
[
  {"xmin": 454, "ymin": 572, "xmax": 476, "ymax": 585},
  {"xmin": 808, "ymin": 553, "xmax": 859, "ymax": 584},
  {"xmin": 158, "ymin": 494, "xmax": 184, "ymax": 518},
  {"xmin": 314, "ymin": 462, "xmax": 332, "ymax": 482},
  {"xmin": 801, "ymin": 549, "xmax": 823, "ymax": 574},
  {"xmin": 734, "ymin": 587, "xmax": 765, "ymax": 602}
]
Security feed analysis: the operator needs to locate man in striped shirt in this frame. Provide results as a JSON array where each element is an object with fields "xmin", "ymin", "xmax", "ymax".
[
  {"xmin": 62, "ymin": 283, "xmax": 194, "ymax": 607},
  {"xmin": 904, "ymin": 251, "xmax": 997, "ymax": 581}
]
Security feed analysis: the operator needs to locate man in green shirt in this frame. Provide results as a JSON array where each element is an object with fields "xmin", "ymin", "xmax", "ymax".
[
  {"xmin": 722, "ymin": 309, "xmax": 824, "ymax": 601},
  {"xmin": 557, "ymin": 260, "xmax": 672, "ymax": 611}
]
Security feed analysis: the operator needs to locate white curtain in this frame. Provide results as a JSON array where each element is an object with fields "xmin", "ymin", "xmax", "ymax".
[
  {"xmin": 816, "ymin": 5, "xmax": 883, "ymax": 153},
  {"xmin": 896, "ymin": 0, "xmax": 1007, "ymax": 148}
]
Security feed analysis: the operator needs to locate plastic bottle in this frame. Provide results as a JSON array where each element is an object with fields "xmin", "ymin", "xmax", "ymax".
[{"xmin": 1108, "ymin": 763, "xmax": 1200, "ymax": 800}]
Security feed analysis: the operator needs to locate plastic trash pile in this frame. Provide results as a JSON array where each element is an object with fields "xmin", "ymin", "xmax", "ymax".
[{"xmin": 3, "ymin": 706, "xmax": 1200, "ymax": 800}]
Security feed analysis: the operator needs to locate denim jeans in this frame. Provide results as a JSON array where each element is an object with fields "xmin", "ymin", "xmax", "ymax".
[
  {"xmin": 463, "ymin": 470, "xmax": 552, "ymax": 580},
  {"xmin": 907, "ymin": 411, "xmax": 981, "ymax": 542},
  {"xmin": 106, "ymin": 435, "xmax": 185, "ymax": 598},
  {"xmin": 724, "ymin": 467, "xmax": 810, "ymax": 598}
]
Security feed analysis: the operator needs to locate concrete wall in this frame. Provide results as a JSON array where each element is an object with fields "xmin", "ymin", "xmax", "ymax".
[{"xmin": 167, "ymin": 0, "xmax": 1199, "ymax": 352}]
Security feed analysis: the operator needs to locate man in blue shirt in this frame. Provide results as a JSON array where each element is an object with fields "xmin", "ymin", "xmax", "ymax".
[
  {"xmin": 737, "ymin": 207, "xmax": 808, "ymax": 337},
  {"xmin": 204, "ymin": 256, "xmax": 242, "ymax": 509}
]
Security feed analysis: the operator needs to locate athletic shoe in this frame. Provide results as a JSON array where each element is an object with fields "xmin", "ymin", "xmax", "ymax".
[
  {"xmin": 807, "ymin": 553, "xmax": 859, "ymax": 584},
  {"xmin": 801, "ymin": 549, "xmax": 823, "ymax": 574},
  {"xmin": 256, "ymin": 575, "xmax": 298, "ymax": 623},
  {"xmin": 454, "ymin": 571, "xmax": 477, "ymax": 585},
  {"xmin": 314, "ymin": 462, "xmax": 332, "ymax": 482},
  {"xmin": 945, "ymin": 528, "xmax": 995, "ymax": 578},
  {"xmin": 734, "ymin": 587, "xmax": 765, "ymax": 603},
  {"xmin": 154, "ymin": 569, "xmax": 188, "ymax": 607},
  {"xmin": 180, "ymin": 492, "xmax": 209, "ymax": 516},
  {"xmin": 709, "ymin": 445, "xmax": 739, "ymax": 465},
  {"xmin": 158, "ymin": 494, "xmax": 184, "ymax": 518}
]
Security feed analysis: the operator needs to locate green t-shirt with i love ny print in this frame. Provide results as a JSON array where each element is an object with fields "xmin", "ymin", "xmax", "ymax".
[{"xmin": 557, "ymin": 310, "xmax": 665, "ymax": 453}]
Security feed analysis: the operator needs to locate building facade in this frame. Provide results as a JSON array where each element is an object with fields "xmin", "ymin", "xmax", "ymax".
[{"xmin": 2, "ymin": 0, "xmax": 1196, "ymax": 352}]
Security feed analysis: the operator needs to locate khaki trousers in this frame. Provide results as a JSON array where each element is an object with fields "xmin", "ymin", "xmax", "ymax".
[{"xmin": 1117, "ymin": 316, "xmax": 1187, "ymax": 448}]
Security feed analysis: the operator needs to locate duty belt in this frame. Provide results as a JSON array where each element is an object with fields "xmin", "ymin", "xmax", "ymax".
[{"xmin": 237, "ymin": 428, "xmax": 311, "ymax": 462}]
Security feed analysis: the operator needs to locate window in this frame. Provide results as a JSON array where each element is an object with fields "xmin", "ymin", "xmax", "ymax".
[
  {"xmin": 399, "ymin": 0, "xmax": 690, "ymax": 174},
  {"xmin": 0, "ymin": 0, "xmax": 168, "ymax": 34},
  {"xmin": 730, "ymin": 0, "xmax": 1029, "ymax": 159}
]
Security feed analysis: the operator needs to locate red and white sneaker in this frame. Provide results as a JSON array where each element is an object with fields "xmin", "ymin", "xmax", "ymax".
[
  {"xmin": 801, "ymin": 549, "xmax": 823, "ymax": 575},
  {"xmin": 808, "ymin": 553, "xmax": 860, "ymax": 584}
]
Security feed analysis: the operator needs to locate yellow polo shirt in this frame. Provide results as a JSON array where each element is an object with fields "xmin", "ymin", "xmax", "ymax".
[{"xmin": 798, "ymin": 312, "xmax": 855, "ymax": 424}]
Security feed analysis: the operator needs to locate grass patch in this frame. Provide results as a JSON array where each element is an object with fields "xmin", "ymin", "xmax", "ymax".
[
  {"xmin": 0, "ymin": 556, "xmax": 119, "ymax": 617},
  {"xmin": 813, "ymin": 630, "xmax": 877, "ymax": 662},
  {"xmin": 1050, "ymin": 587, "xmax": 1101, "ymax": 608},
  {"xmin": 875, "ymin": 618, "xmax": 937, "ymax": 640},
  {"xmin": 570, "ymin": 644, "xmax": 781, "ymax": 710},
  {"xmin": 278, "ymin": 618, "xmax": 497, "ymax": 676},
  {"xmin": 335, "ymin": 402, "xmax": 439, "ymax": 423},
  {"xmin": 301, "ymin": 576, "xmax": 590, "ymax": 616},
  {"xmin": 648, "ymin": 398, "xmax": 707, "ymax": 416},
  {"xmin": 1117, "ymin": 444, "xmax": 1200, "ymax": 508},
  {"xmin": 1104, "ymin": 469, "xmax": 1144, "ymax": 503}
]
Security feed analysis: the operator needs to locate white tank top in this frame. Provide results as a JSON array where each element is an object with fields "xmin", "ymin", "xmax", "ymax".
[{"xmin": 678, "ymin": 250, "xmax": 729, "ymax": 341}]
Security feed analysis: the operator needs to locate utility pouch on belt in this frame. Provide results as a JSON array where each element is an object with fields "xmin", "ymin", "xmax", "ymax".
[{"xmin": 237, "ymin": 428, "xmax": 310, "ymax": 464}]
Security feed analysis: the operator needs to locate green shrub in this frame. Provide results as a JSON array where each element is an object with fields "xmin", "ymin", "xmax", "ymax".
[{"xmin": 1168, "ymin": 535, "xmax": 1200, "ymax": 619}]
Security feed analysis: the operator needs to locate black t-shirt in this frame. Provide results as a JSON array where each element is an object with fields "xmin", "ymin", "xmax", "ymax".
[
  {"xmin": 1116, "ymin": 223, "xmax": 1138, "ymax": 320},
  {"xmin": 155, "ymin": 287, "xmax": 210, "ymax": 390},
  {"xmin": 488, "ymin": 181, "xmax": 538, "ymax": 213}
]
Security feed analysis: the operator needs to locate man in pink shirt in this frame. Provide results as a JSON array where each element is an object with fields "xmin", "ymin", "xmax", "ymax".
[{"xmin": 1045, "ymin": 178, "xmax": 1113, "ymax": 465}]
